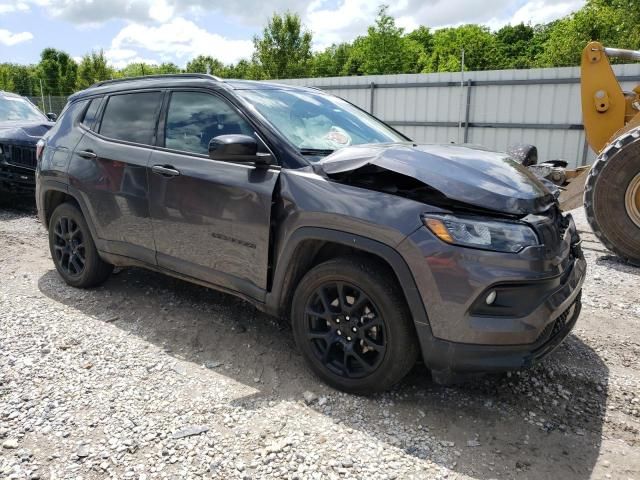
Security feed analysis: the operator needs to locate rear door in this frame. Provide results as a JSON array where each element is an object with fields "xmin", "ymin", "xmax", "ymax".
[
  {"xmin": 69, "ymin": 90, "xmax": 163, "ymax": 264},
  {"xmin": 148, "ymin": 89, "xmax": 279, "ymax": 298}
]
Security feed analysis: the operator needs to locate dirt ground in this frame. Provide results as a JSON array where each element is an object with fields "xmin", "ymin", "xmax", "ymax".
[{"xmin": 0, "ymin": 199, "xmax": 638, "ymax": 480}]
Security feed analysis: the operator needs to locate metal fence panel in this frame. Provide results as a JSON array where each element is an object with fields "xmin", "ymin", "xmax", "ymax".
[{"xmin": 274, "ymin": 64, "xmax": 640, "ymax": 168}]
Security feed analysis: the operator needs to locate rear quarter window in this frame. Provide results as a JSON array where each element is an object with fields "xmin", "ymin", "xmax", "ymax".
[
  {"xmin": 81, "ymin": 97, "xmax": 103, "ymax": 130},
  {"xmin": 99, "ymin": 92, "xmax": 162, "ymax": 146}
]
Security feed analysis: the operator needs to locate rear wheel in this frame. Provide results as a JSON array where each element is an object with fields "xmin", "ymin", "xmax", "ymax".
[
  {"xmin": 291, "ymin": 257, "xmax": 418, "ymax": 394},
  {"xmin": 48, "ymin": 202, "xmax": 113, "ymax": 287},
  {"xmin": 585, "ymin": 126, "xmax": 640, "ymax": 265}
]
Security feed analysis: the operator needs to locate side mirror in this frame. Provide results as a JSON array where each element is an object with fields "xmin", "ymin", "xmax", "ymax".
[
  {"xmin": 507, "ymin": 143, "xmax": 538, "ymax": 167},
  {"xmin": 208, "ymin": 134, "xmax": 271, "ymax": 165},
  {"xmin": 46, "ymin": 112, "xmax": 57, "ymax": 122}
]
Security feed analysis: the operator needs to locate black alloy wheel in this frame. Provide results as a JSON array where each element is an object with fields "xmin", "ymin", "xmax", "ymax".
[
  {"xmin": 48, "ymin": 202, "xmax": 113, "ymax": 288},
  {"xmin": 52, "ymin": 216, "xmax": 86, "ymax": 278},
  {"xmin": 292, "ymin": 257, "xmax": 418, "ymax": 394},
  {"xmin": 304, "ymin": 281, "xmax": 386, "ymax": 378}
]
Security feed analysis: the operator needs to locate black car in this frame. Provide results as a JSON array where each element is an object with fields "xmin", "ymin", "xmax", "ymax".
[
  {"xmin": 36, "ymin": 74, "xmax": 586, "ymax": 394},
  {"xmin": 0, "ymin": 91, "xmax": 55, "ymax": 196}
]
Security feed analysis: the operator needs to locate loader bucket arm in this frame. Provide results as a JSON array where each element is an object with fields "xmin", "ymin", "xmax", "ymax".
[{"xmin": 581, "ymin": 41, "xmax": 627, "ymax": 153}]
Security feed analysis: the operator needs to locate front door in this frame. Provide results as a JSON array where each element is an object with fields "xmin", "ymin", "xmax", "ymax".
[{"xmin": 148, "ymin": 90, "xmax": 279, "ymax": 299}]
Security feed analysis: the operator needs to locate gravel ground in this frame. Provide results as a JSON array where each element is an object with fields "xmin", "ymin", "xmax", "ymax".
[{"xmin": 0, "ymin": 201, "xmax": 638, "ymax": 480}]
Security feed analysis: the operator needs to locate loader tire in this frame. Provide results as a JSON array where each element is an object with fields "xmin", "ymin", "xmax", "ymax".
[{"xmin": 584, "ymin": 125, "xmax": 640, "ymax": 266}]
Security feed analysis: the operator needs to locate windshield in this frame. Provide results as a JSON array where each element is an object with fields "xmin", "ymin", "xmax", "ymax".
[
  {"xmin": 0, "ymin": 96, "xmax": 47, "ymax": 122},
  {"xmin": 237, "ymin": 89, "xmax": 407, "ymax": 157}
]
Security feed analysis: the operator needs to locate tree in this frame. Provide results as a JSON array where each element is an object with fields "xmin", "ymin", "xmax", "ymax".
[
  {"xmin": 352, "ymin": 5, "xmax": 424, "ymax": 75},
  {"xmin": 153, "ymin": 63, "xmax": 182, "ymax": 74},
  {"xmin": 311, "ymin": 43, "xmax": 353, "ymax": 77},
  {"xmin": 253, "ymin": 12, "xmax": 312, "ymax": 79},
  {"xmin": 185, "ymin": 55, "xmax": 225, "ymax": 75},
  {"xmin": 0, "ymin": 65, "xmax": 15, "ymax": 92},
  {"xmin": 77, "ymin": 50, "xmax": 111, "ymax": 89},
  {"xmin": 425, "ymin": 25, "xmax": 499, "ymax": 72},
  {"xmin": 534, "ymin": 0, "xmax": 640, "ymax": 67},
  {"xmin": 225, "ymin": 59, "xmax": 264, "ymax": 79},
  {"xmin": 0, "ymin": 64, "xmax": 39, "ymax": 95},
  {"xmin": 37, "ymin": 48, "xmax": 78, "ymax": 96},
  {"xmin": 406, "ymin": 26, "xmax": 433, "ymax": 54},
  {"xmin": 494, "ymin": 23, "xmax": 536, "ymax": 69}
]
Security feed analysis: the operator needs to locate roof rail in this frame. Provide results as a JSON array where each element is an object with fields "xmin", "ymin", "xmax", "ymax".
[{"xmin": 91, "ymin": 73, "xmax": 223, "ymax": 88}]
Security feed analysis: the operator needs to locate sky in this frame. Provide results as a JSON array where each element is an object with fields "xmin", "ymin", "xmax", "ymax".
[{"xmin": 0, "ymin": 0, "xmax": 586, "ymax": 68}]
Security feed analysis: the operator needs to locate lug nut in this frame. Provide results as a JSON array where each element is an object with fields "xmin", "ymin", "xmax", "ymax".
[
  {"xmin": 352, "ymin": 327, "xmax": 357, "ymax": 332},
  {"xmin": 337, "ymin": 330, "xmax": 342, "ymax": 336},
  {"xmin": 347, "ymin": 336, "xmax": 352, "ymax": 341},
  {"xmin": 346, "ymin": 316, "xmax": 350, "ymax": 320},
  {"xmin": 336, "ymin": 318, "xmax": 340, "ymax": 323}
]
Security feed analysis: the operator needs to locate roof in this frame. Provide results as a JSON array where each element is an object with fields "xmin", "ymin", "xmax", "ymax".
[{"xmin": 69, "ymin": 74, "xmax": 318, "ymax": 101}]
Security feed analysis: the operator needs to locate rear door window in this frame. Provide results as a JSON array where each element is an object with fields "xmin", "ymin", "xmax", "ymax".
[{"xmin": 99, "ymin": 92, "xmax": 162, "ymax": 146}]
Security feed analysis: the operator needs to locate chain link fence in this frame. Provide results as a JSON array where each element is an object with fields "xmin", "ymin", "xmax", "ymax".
[{"xmin": 26, "ymin": 96, "xmax": 69, "ymax": 116}]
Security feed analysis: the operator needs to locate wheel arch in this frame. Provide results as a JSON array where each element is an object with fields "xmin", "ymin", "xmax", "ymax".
[
  {"xmin": 39, "ymin": 182, "xmax": 102, "ymax": 250},
  {"xmin": 41, "ymin": 188, "xmax": 79, "ymax": 228},
  {"xmin": 266, "ymin": 227, "xmax": 431, "ymax": 331}
]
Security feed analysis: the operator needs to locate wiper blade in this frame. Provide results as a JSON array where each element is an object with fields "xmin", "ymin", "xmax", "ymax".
[{"xmin": 300, "ymin": 148, "xmax": 334, "ymax": 156}]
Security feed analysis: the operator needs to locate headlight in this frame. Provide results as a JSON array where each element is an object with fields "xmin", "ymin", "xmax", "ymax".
[{"xmin": 422, "ymin": 214, "xmax": 539, "ymax": 253}]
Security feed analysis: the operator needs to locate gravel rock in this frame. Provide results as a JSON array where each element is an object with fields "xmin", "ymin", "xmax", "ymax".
[
  {"xmin": 171, "ymin": 426, "xmax": 210, "ymax": 439},
  {"xmin": 302, "ymin": 391, "xmax": 318, "ymax": 404},
  {"xmin": 2, "ymin": 439, "xmax": 19, "ymax": 449}
]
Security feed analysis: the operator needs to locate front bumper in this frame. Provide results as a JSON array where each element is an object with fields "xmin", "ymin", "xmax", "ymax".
[
  {"xmin": 417, "ymin": 289, "xmax": 582, "ymax": 377},
  {"xmin": 397, "ymin": 209, "xmax": 587, "ymax": 376},
  {"xmin": 0, "ymin": 160, "xmax": 36, "ymax": 195}
]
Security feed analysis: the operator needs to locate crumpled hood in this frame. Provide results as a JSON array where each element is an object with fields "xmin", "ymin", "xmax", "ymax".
[
  {"xmin": 318, "ymin": 143, "xmax": 556, "ymax": 215},
  {"xmin": 0, "ymin": 121, "xmax": 54, "ymax": 144}
]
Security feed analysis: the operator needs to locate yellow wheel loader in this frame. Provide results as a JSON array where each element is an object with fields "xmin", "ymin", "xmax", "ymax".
[{"xmin": 579, "ymin": 41, "xmax": 640, "ymax": 265}]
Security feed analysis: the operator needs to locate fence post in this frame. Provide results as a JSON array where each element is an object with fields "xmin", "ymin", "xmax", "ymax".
[
  {"xmin": 463, "ymin": 79, "xmax": 473, "ymax": 143},
  {"xmin": 369, "ymin": 82, "xmax": 375, "ymax": 114}
]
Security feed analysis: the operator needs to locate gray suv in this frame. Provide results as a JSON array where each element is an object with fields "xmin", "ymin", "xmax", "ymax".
[{"xmin": 36, "ymin": 74, "xmax": 586, "ymax": 393}]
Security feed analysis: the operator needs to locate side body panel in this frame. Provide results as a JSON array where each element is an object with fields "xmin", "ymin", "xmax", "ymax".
[
  {"xmin": 148, "ymin": 150, "xmax": 279, "ymax": 297},
  {"xmin": 265, "ymin": 168, "xmax": 430, "ymax": 315},
  {"xmin": 68, "ymin": 132, "xmax": 156, "ymax": 264}
]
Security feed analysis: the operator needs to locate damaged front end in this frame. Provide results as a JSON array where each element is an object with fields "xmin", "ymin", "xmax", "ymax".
[
  {"xmin": 317, "ymin": 143, "xmax": 556, "ymax": 217},
  {"xmin": 312, "ymin": 143, "xmax": 586, "ymax": 376}
]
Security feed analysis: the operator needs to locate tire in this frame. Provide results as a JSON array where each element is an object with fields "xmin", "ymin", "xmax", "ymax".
[
  {"xmin": 584, "ymin": 126, "xmax": 640, "ymax": 265},
  {"xmin": 48, "ymin": 202, "xmax": 113, "ymax": 288},
  {"xmin": 291, "ymin": 256, "xmax": 418, "ymax": 394}
]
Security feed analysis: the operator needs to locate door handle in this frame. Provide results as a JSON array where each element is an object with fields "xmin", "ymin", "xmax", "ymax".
[
  {"xmin": 152, "ymin": 165, "xmax": 181, "ymax": 177},
  {"xmin": 77, "ymin": 150, "xmax": 97, "ymax": 159}
]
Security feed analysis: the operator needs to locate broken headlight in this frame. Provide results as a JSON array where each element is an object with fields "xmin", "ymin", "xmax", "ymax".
[{"xmin": 422, "ymin": 214, "xmax": 539, "ymax": 253}]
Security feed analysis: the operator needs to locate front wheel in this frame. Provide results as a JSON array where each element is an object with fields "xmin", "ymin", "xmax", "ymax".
[
  {"xmin": 48, "ymin": 202, "xmax": 113, "ymax": 288},
  {"xmin": 291, "ymin": 257, "xmax": 418, "ymax": 394}
]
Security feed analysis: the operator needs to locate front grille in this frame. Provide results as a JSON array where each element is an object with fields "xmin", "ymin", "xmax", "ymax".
[{"xmin": 5, "ymin": 144, "xmax": 37, "ymax": 169}]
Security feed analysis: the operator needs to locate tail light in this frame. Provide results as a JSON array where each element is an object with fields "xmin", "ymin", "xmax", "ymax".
[{"xmin": 36, "ymin": 139, "xmax": 45, "ymax": 163}]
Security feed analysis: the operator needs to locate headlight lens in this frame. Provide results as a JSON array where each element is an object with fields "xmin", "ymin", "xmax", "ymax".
[{"xmin": 422, "ymin": 214, "xmax": 539, "ymax": 253}]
